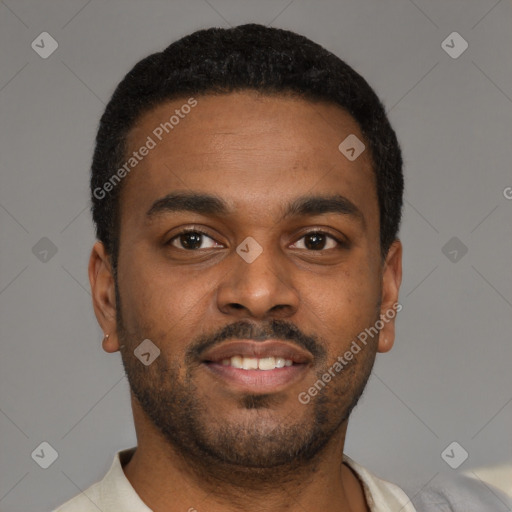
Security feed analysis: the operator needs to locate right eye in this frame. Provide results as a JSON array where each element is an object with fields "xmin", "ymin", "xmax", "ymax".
[{"xmin": 166, "ymin": 229, "xmax": 222, "ymax": 251}]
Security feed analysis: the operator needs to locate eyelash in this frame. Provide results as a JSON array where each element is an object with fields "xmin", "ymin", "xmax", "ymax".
[{"xmin": 166, "ymin": 227, "xmax": 347, "ymax": 251}]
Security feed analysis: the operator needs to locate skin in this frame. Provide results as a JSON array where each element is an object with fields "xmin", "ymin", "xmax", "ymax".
[{"xmin": 89, "ymin": 90, "xmax": 402, "ymax": 512}]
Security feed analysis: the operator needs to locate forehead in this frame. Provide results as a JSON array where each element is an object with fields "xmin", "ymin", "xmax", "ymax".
[{"xmin": 120, "ymin": 91, "xmax": 377, "ymax": 231}]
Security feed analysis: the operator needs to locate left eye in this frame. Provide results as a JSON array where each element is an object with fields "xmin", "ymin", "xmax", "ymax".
[{"xmin": 291, "ymin": 231, "xmax": 342, "ymax": 251}]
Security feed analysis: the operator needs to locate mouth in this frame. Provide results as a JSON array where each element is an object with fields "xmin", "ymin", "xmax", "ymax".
[
  {"xmin": 215, "ymin": 355, "xmax": 295, "ymax": 370},
  {"xmin": 200, "ymin": 340, "xmax": 312, "ymax": 393}
]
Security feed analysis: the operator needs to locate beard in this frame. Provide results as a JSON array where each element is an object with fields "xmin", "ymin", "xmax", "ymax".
[{"xmin": 115, "ymin": 282, "xmax": 378, "ymax": 484}]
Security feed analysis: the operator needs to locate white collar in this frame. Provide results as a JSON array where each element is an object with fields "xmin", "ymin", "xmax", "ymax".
[{"xmin": 55, "ymin": 447, "xmax": 416, "ymax": 512}]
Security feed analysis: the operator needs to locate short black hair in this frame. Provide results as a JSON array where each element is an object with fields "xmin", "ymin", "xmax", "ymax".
[{"xmin": 91, "ymin": 23, "xmax": 403, "ymax": 273}]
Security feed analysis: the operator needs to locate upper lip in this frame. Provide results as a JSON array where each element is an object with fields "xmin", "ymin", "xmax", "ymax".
[{"xmin": 201, "ymin": 340, "xmax": 313, "ymax": 364}]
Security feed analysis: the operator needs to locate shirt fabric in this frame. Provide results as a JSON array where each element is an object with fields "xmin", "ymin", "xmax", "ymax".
[
  {"xmin": 53, "ymin": 447, "xmax": 417, "ymax": 512},
  {"xmin": 411, "ymin": 469, "xmax": 512, "ymax": 511}
]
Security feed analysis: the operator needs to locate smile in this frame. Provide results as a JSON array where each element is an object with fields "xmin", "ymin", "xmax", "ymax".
[
  {"xmin": 200, "ymin": 339, "xmax": 313, "ymax": 392},
  {"xmin": 219, "ymin": 355, "xmax": 294, "ymax": 370}
]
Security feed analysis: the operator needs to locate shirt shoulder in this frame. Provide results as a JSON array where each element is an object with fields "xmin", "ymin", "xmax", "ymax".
[
  {"xmin": 411, "ymin": 471, "xmax": 512, "ymax": 512},
  {"xmin": 52, "ymin": 448, "xmax": 152, "ymax": 512},
  {"xmin": 343, "ymin": 455, "xmax": 417, "ymax": 512},
  {"xmin": 52, "ymin": 479, "xmax": 105, "ymax": 512}
]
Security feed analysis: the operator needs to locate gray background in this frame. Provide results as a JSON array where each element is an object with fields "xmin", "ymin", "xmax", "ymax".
[{"xmin": 1, "ymin": 1, "xmax": 511, "ymax": 511}]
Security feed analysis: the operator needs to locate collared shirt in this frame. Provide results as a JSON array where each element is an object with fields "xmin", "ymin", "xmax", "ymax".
[
  {"xmin": 53, "ymin": 447, "xmax": 417, "ymax": 512},
  {"xmin": 411, "ymin": 466, "xmax": 512, "ymax": 511}
]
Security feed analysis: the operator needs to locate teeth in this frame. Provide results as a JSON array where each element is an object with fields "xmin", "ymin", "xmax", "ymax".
[
  {"xmin": 275, "ymin": 357, "xmax": 286, "ymax": 368},
  {"xmin": 242, "ymin": 357, "xmax": 259, "ymax": 370},
  {"xmin": 219, "ymin": 356, "xmax": 294, "ymax": 370},
  {"xmin": 258, "ymin": 357, "xmax": 276, "ymax": 370},
  {"xmin": 231, "ymin": 356, "xmax": 243, "ymax": 369}
]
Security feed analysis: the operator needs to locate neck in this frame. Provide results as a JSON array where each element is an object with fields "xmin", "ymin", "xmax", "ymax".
[{"xmin": 122, "ymin": 400, "xmax": 369, "ymax": 512}]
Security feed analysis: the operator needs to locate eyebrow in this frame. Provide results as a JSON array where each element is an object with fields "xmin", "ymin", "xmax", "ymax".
[{"xmin": 146, "ymin": 191, "xmax": 365, "ymax": 226}]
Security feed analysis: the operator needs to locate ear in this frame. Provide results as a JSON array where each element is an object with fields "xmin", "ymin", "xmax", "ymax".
[
  {"xmin": 88, "ymin": 241, "xmax": 121, "ymax": 353},
  {"xmin": 377, "ymin": 239, "xmax": 403, "ymax": 353}
]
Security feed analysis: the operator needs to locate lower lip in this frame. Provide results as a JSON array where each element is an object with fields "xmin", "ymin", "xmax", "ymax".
[{"xmin": 202, "ymin": 362, "xmax": 309, "ymax": 393}]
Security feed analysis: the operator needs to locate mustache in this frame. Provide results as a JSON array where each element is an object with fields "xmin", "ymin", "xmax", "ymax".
[{"xmin": 186, "ymin": 319, "xmax": 327, "ymax": 364}]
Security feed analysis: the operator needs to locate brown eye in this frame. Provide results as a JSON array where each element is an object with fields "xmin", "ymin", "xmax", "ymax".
[
  {"xmin": 168, "ymin": 230, "xmax": 219, "ymax": 250},
  {"xmin": 292, "ymin": 231, "xmax": 343, "ymax": 251}
]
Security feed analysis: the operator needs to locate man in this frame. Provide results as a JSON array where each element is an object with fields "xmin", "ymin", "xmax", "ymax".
[{"xmin": 54, "ymin": 23, "xmax": 413, "ymax": 512}]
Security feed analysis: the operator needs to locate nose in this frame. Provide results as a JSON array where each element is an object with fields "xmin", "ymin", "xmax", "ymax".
[{"xmin": 216, "ymin": 240, "xmax": 300, "ymax": 320}]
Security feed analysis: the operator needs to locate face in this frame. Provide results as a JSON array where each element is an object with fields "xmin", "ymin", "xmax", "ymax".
[{"xmin": 90, "ymin": 90, "xmax": 402, "ymax": 471}]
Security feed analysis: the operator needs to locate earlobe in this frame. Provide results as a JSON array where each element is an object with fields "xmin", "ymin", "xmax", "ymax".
[
  {"xmin": 89, "ymin": 241, "xmax": 121, "ymax": 352},
  {"xmin": 102, "ymin": 332, "xmax": 122, "ymax": 353},
  {"xmin": 377, "ymin": 331, "xmax": 394, "ymax": 353}
]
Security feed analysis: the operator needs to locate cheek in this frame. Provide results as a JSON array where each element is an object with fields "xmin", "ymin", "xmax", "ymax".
[
  {"xmin": 115, "ymin": 253, "xmax": 170, "ymax": 338},
  {"xmin": 309, "ymin": 287, "xmax": 378, "ymax": 339},
  {"xmin": 117, "ymin": 255, "xmax": 214, "ymax": 347},
  {"xmin": 304, "ymin": 257, "xmax": 379, "ymax": 310},
  {"xmin": 300, "ymin": 264, "xmax": 381, "ymax": 353}
]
